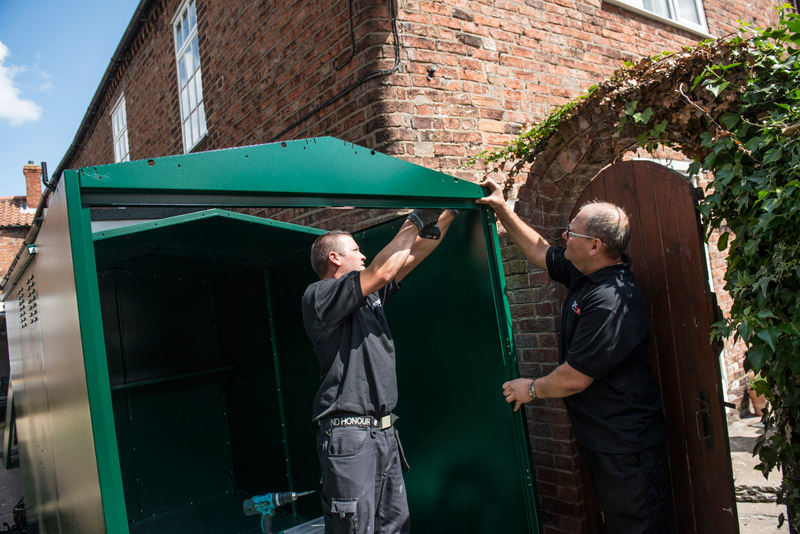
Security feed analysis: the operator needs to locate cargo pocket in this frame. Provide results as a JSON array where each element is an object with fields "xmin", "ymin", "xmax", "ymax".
[
  {"xmin": 327, "ymin": 426, "xmax": 369, "ymax": 457},
  {"xmin": 324, "ymin": 498, "xmax": 358, "ymax": 534}
]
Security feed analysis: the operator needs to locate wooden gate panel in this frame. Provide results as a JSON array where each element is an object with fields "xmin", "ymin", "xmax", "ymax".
[
  {"xmin": 627, "ymin": 166, "xmax": 696, "ymax": 534},
  {"xmin": 573, "ymin": 161, "xmax": 738, "ymax": 534}
]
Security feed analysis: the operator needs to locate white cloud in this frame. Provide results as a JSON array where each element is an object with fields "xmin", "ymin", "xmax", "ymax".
[{"xmin": 0, "ymin": 41, "xmax": 43, "ymax": 127}]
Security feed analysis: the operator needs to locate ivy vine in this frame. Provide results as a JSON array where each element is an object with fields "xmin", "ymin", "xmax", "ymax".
[{"xmin": 695, "ymin": 8, "xmax": 800, "ymax": 531}]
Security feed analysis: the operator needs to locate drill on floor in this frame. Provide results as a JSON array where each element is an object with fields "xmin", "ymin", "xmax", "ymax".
[{"xmin": 242, "ymin": 490, "xmax": 314, "ymax": 534}]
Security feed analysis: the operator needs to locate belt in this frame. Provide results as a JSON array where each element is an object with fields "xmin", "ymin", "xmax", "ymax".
[{"xmin": 319, "ymin": 414, "xmax": 394, "ymax": 430}]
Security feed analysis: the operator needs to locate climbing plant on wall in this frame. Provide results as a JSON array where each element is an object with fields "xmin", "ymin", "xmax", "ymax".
[
  {"xmin": 695, "ymin": 8, "xmax": 800, "ymax": 532},
  {"xmin": 471, "ymin": 5, "xmax": 800, "ymax": 530}
]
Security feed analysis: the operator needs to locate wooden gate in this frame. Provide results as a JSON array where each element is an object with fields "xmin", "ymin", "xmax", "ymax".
[{"xmin": 573, "ymin": 160, "xmax": 738, "ymax": 533}]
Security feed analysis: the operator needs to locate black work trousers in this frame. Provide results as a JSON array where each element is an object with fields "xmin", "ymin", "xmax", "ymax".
[
  {"xmin": 317, "ymin": 424, "xmax": 410, "ymax": 534},
  {"xmin": 580, "ymin": 442, "xmax": 669, "ymax": 534}
]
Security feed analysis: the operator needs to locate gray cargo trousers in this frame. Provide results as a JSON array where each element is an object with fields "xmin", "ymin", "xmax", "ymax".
[{"xmin": 317, "ymin": 422, "xmax": 410, "ymax": 534}]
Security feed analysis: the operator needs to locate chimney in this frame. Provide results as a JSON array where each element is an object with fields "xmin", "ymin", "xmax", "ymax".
[{"xmin": 23, "ymin": 161, "xmax": 42, "ymax": 211}]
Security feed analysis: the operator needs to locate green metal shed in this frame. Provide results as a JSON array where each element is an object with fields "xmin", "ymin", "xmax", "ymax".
[{"xmin": 2, "ymin": 137, "xmax": 541, "ymax": 533}]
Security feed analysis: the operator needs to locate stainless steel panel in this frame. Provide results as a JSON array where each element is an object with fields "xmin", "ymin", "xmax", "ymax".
[{"xmin": 5, "ymin": 179, "xmax": 106, "ymax": 533}]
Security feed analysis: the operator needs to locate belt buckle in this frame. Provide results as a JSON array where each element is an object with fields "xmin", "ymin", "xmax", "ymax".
[{"xmin": 379, "ymin": 415, "xmax": 391, "ymax": 430}]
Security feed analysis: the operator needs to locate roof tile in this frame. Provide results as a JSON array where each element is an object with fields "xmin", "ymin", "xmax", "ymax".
[{"xmin": 0, "ymin": 197, "xmax": 35, "ymax": 227}]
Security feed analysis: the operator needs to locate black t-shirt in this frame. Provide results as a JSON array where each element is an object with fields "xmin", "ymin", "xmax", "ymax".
[
  {"xmin": 546, "ymin": 247, "xmax": 666, "ymax": 453},
  {"xmin": 302, "ymin": 270, "xmax": 401, "ymax": 421}
]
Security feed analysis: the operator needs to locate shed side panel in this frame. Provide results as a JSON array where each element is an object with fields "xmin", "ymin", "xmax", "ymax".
[{"xmin": 6, "ymin": 177, "xmax": 108, "ymax": 532}]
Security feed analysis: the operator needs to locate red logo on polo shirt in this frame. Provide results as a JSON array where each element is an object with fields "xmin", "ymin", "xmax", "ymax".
[{"xmin": 571, "ymin": 300, "xmax": 581, "ymax": 316}]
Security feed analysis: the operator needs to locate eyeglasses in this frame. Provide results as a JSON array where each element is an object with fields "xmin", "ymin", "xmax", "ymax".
[{"xmin": 566, "ymin": 223, "xmax": 600, "ymax": 241}]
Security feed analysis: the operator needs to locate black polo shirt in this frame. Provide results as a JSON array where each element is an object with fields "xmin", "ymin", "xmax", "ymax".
[
  {"xmin": 546, "ymin": 247, "xmax": 666, "ymax": 453},
  {"xmin": 302, "ymin": 270, "xmax": 401, "ymax": 421}
]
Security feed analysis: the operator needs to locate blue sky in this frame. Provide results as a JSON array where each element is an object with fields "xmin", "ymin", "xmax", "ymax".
[{"xmin": 0, "ymin": 0, "xmax": 140, "ymax": 198}]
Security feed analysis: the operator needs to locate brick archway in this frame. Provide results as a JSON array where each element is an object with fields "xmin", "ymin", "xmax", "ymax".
[{"xmin": 503, "ymin": 37, "xmax": 755, "ymax": 533}]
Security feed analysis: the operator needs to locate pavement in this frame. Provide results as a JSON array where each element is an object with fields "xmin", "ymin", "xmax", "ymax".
[
  {"xmin": 730, "ymin": 414, "xmax": 789, "ymax": 534},
  {"xmin": 0, "ymin": 416, "xmax": 791, "ymax": 533}
]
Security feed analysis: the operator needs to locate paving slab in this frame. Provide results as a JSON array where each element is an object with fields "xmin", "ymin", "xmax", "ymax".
[{"xmin": 729, "ymin": 415, "xmax": 789, "ymax": 533}]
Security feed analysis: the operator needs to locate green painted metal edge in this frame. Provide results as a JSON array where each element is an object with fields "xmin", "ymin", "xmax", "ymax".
[
  {"xmin": 480, "ymin": 206, "xmax": 543, "ymax": 534},
  {"xmin": 64, "ymin": 170, "xmax": 129, "ymax": 533},
  {"xmin": 77, "ymin": 137, "xmax": 483, "ymax": 200},
  {"xmin": 92, "ymin": 208, "xmax": 326, "ymax": 242}
]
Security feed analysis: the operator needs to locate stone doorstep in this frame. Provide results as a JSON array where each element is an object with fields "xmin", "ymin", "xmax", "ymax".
[{"xmin": 736, "ymin": 484, "xmax": 780, "ymax": 502}]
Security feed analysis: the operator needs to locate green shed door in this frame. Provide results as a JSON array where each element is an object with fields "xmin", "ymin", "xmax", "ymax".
[{"xmin": 354, "ymin": 211, "xmax": 540, "ymax": 533}]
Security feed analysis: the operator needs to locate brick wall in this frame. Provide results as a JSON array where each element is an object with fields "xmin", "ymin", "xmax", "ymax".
[
  {"xmin": 57, "ymin": 0, "xmax": 781, "ymax": 531},
  {"xmin": 64, "ymin": 0, "xmax": 780, "ymax": 185},
  {"xmin": 0, "ymin": 229, "xmax": 27, "ymax": 279}
]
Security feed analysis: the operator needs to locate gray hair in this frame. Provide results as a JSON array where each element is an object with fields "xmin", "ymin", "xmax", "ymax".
[
  {"xmin": 580, "ymin": 201, "xmax": 630, "ymax": 258},
  {"xmin": 310, "ymin": 231, "xmax": 352, "ymax": 277}
]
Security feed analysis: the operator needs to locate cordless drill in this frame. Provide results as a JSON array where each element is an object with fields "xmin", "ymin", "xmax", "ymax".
[{"xmin": 242, "ymin": 490, "xmax": 314, "ymax": 534}]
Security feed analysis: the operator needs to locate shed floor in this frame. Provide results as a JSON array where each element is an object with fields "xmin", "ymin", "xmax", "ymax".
[{"xmin": 127, "ymin": 490, "xmax": 318, "ymax": 534}]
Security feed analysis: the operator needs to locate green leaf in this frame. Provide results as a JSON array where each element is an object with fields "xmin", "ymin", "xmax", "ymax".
[
  {"xmin": 721, "ymin": 113, "xmax": 740, "ymax": 130},
  {"xmin": 763, "ymin": 148, "xmax": 784, "ymax": 163},
  {"xmin": 746, "ymin": 344, "xmax": 771, "ymax": 371},
  {"xmin": 625, "ymin": 100, "xmax": 638, "ymax": 116},
  {"xmin": 738, "ymin": 318, "xmax": 754, "ymax": 342},
  {"xmin": 744, "ymin": 238, "xmax": 760, "ymax": 256},
  {"xmin": 717, "ymin": 231, "xmax": 730, "ymax": 251},
  {"xmin": 705, "ymin": 80, "xmax": 731, "ymax": 98},
  {"xmin": 651, "ymin": 119, "xmax": 668, "ymax": 135},
  {"xmin": 757, "ymin": 327, "xmax": 781, "ymax": 351},
  {"xmin": 692, "ymin": 71, "xmax": 710, "ymax": 90},
  {"xmin": 744, "ymin": 136, "xmax": 765, "ymax": 152},
  {"xmin": 636, "ymin": 132, "xmax": 649, "ymax": 147}
]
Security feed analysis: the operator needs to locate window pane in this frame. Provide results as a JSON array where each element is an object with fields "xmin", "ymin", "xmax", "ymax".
[
  {"xmin": 675, "ymin": 0, "xmax": 701, "ymax": 24},
  {"xmin": 178, "ymin": 57, "xmax": 187, "ymax": 87},
  {"xmin": 182, "ymin": 11, "xmax": 189, "ymax": 42},
  {"xmin": 191, "ymin": 111, "xmax": 200, "ymax": 145},
  {"xmin": 198, "ymin": 103, "xmax": 207, "ymax": 136},
  {"xmin": 195, "ymin": 70, "xmax": 203, "ymax": 102},
  {"xmin": 192, "ymin": 36, "xmax": 201, "ymax": 72},
  {"xmin": 643, "ymin": 0, "xmax": 671, "ymax": 18},
  {"xmin": 189, "ymin": 1, "xmax": 197, "ymax": 31},
  {"xmin": 175, "ymin": 21, "xmax": 184, "ymax": 51},
  {"xmin": 181, "ymin": 86, "xmax": 189, "ymax": 117},
  {"xmin": 189, "ymin": 77, "xmax": 197, "ymax": 110},
  {"xmin": 183, "ymin": 120, "xmax": 190, "ymax": 151},
  {"xmin": 185, "ymin": 47, "xmax": 194, "ymax": 76}
]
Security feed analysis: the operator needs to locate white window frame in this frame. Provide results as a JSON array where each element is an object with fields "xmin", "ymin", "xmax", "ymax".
[
  {"xmin": 605, "ymin": 0, "xmax": 712, "ymax": 38},
  {"xmin": 111, "ymin": 94, "xmax": 130, "ymax": 163},
  {"xmin": 172, "ymin": 0, "xmax": 207, "ymax": 153}
]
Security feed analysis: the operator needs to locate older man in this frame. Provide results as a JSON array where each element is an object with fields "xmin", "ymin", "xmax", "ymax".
[
  {"xmin": 477, "ymin": 178, "xmax": 668, "ymax": 534},
  {"xmin": 302, "ymin": 209, "xmax": 455, "ymax": 534}
]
